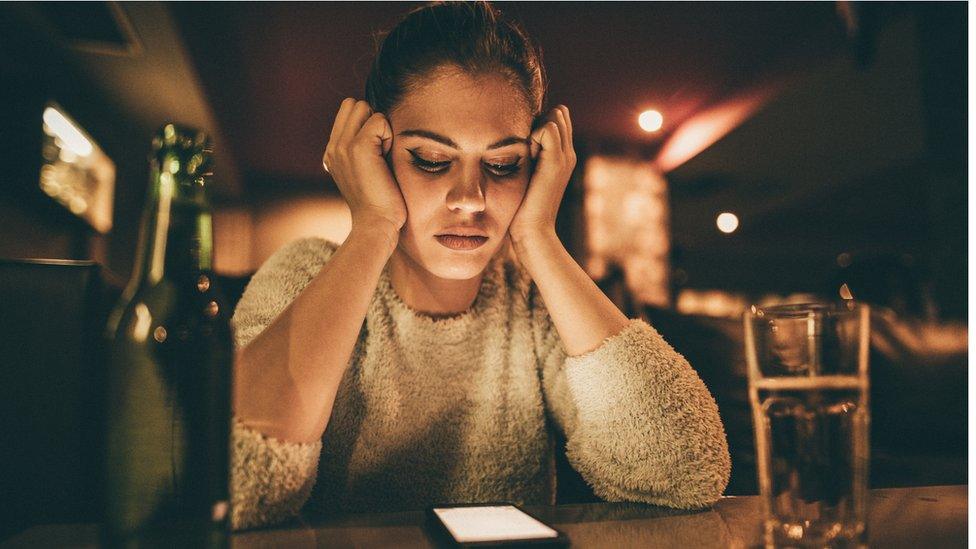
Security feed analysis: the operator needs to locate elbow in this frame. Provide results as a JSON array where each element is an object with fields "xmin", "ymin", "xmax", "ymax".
[
  {"xmin": 659, "ymin": 438, "xmax": 731, "ymax": 509},
  {"xmin": 583, "ymin": 440, "xmax": 731, "ymax": 510},
  {"xmin": 660, "ymin": 396, "xmax": 732, "ymax": 509},
  {"xmin": 577, "ymin": 436, "xmax": 731, "ymax": 511},
  {"xmin": 230, "ymin": 417, "xmax": 322, "ymax": 530},
  {"xmin": 231, "ymin": 475, "xmax": 318, "ymax": 531},
  {"xmin": 565, "ymin": 392, "xmax": 732, "ymax": 509},
  {"xmin": 657, "ymin": 357, "xmax": 732, "ymax": 508}
]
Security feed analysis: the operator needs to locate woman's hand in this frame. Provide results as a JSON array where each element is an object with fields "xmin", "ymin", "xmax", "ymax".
[
  {"xmin": 508, "ymin": 104, "xmax": 577, "ymax": 244},
  {"xmin": 323, "ymin": 98, "xmax": 407, "ymax": 237}
]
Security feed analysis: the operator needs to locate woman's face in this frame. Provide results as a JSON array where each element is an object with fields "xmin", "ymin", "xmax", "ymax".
[{"xmin": 387, "ymin": 67, "xmax": 534, "ymax": 280}]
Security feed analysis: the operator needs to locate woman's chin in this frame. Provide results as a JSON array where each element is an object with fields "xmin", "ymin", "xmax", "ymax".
[
  {"xmin": 424, "ymin": 254, "xmax": 490, "ymax": 280},
  {"xmin": 396, "ymin": 234, "xmax": 502, "ymax": 280},
  {"xmin": 420, "ymin": 242, "xmax": 499, "ymax": 279}
]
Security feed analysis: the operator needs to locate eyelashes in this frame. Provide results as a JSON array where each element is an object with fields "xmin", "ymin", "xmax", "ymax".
[
  {"xmin": 406, "ymin": 149, "xmax": 522, "ymax": 178},
  {"xmin": 407, "ymin": 150, "xmax": 450, "ymax": 172}
]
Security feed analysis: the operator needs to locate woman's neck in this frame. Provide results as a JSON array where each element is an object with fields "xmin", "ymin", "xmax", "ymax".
[{"xmin": 389, "ymin": 248, "xmax": 484, "ymax": 317}]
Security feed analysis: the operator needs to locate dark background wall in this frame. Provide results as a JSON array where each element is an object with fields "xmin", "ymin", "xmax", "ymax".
[
  {"xmin": 0, "ymin": 2, "xmax": 967, "ymax": 319},
  {"xmin": 667, "ymin": 6, "xmax": 966, "ymax": 318},
  {"xmin": 1, "ymin": 6, "xmax": 154, "ymax": 279},
  {"xmin": 0, "ymin": 3, "xmax": 242, "ymax": 281}
]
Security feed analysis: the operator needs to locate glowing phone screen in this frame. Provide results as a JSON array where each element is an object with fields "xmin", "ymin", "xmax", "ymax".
[{"xmin": 432, "ymin": 505, "xmax": 559, "ymax": 543}]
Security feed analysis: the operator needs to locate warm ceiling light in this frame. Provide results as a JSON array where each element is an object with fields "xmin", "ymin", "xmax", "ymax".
[
  {"xmin": 638, "ymin": 110, "xmax": 663, "ymax": 132},
  {"xmin": 716, "ymin": 212, "xmax": 739, "ymax": 234},
  {"xmin": 43, "ymin": 106, "xmax": 93, "ymax": 157}
]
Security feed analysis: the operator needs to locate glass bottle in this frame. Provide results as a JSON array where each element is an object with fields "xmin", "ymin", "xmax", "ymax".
[{"xmin": 103, "ymin": 124, "xmax": 232, "ymax": 548}]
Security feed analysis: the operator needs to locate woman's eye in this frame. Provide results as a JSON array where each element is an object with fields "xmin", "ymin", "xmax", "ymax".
[
  {"xmin": 485, "ymin": 158, "xmax": 522, "ymax": 177},
  {"xmin": 406, "ymin": 150, "xmax": 522, "ymax": 177},
  {"xmin": 407, "ymin": 150, "xmax": 450, "ymax": 173}
]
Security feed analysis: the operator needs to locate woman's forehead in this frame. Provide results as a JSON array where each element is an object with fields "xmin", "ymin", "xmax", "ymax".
[{"xmin": 391, "ymin": 70, "xmax": 534, "ymax": 142}]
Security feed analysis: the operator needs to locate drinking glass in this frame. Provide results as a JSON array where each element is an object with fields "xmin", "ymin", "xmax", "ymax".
[{"xmin": 744, "ymin": 302, "xmax": 870, "ymax": 548}]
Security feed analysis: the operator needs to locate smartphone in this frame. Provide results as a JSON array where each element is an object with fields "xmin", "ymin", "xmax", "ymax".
[{"xmin": 426, "ymin": 502, "xmax": 569, "ymax": 547}]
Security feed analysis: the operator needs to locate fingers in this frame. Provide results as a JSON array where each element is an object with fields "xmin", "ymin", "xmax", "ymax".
[
  {"xmin": 358, "ymin": 112, "xmax": 394, "ymax": 156},
  {"xmin": 530, "ymin": 107, "xmax": 559, "ymax": 156},
  {"xmin": 548, "ymin": 105, "xmax": 573, "ymax": 157},
  {"xmin": 325, "ymin": 97, "xmax": 359, "ymax": 171},
  {"xmin": 530, "ymin": 121, "xmax": 562, "ymax": 163},
  {"xmin": 337, "ymin": 100, "xmax": 374, "ymax": 148},
  {"xmin": 530, "ymin": 105, "xmax": 574, "ymax": 160},
  {"xmin": 329, "ymin": 97, "xmax": 356, "ymax": 147},
  {"xmin": 325, "ymin": 99, "xmax": 392, "ymax": 173},
  {"xmin": 555, "ymin": 105, "xmax": 573, "ymax": 155},
  {"xmin": 529, "ymin": 124, "xmax": 544, "ymax": 159}
]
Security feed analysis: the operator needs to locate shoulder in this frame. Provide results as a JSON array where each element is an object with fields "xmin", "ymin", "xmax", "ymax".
[
  {"xmin": 247, "ymin": 236, "xmax": 340, "ymax": 295},
  {"xmin": 246, "ymin": 237, "xmax": 339, "ymax": 292},
  {"xmin": 259, "ymin": 237, "xmax": 339, "ymax": 275},
  {"xmin": 231, "ymin": 237, "xmax": 340, "ymax": 348}
]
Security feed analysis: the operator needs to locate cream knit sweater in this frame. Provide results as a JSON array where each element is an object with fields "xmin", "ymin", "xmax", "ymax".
[{"xmin": 229, "ymin": 237, "xmax": 730, "ymax": 530}]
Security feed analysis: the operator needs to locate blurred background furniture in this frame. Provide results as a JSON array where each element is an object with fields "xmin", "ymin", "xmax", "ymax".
[
  {"xmin": 0, "ymin": 260, "xmax": 119, "ymax": 540},
  {"xmin": 0, "ymin": 260, "xmax": 244, "ymax": 539}
]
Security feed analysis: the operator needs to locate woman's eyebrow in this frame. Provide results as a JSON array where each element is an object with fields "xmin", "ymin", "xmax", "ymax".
[{"xmin": 398, "ymin": 129, "xmax": 529, "ymax": 150}]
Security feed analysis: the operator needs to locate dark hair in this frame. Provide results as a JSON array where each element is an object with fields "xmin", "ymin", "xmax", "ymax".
[{"xmin": 365, "ymin": 1, "xmax": 547, "ymax": 117}]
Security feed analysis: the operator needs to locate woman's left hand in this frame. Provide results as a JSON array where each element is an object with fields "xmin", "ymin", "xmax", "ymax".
[{"xmin": 509, "ymin": 105, "xmax": 577, "ymax": 244}]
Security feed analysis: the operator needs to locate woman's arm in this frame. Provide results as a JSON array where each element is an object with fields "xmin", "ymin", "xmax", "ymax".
[
  {"xmin": 229, "ymin": 228, "xmax": 395, "ymax": 530},
  {"xmin": 508, "ymin": 104, "xmax": 628, "ymax": 354},
  {"xmin": 512, "ymin": 232, "xmax": 628, "ymax": 356},
  {"xmin": 236, "ymin": 97, "xmax": 404, "ymax": 444},
  {"xmin": 514, "ymin": 214, "xmax": 729, "ymax": 510},
  {"xmin": 230, "ymin": 99, "xmax": 405, "ymax": 530},
  {"xmin": 512, "ymin": 105, "xmax": 729, "ymax": 508},
  {"xmin": 531, "ymin": 298, "xmax": 731, "ymax": 509},
  {"xmin": 233, "ymin": 221, "xmax": 397, "ymax": 444}
]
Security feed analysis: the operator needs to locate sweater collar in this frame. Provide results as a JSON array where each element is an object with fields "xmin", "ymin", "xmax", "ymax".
[{"xmin": 376, "ymin": 252, "xmax": 505, "ymax": 336}]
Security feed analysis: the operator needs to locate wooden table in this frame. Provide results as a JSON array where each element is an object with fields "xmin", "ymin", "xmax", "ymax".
[{"xmin": 3, "ymin": 485, "xmax": 966, "ymax": 548}]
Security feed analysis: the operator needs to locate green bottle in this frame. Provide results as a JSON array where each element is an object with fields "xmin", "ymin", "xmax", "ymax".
[{"xmin": 103, "ymin": 124, "xmax": 232, "ymax": 547}]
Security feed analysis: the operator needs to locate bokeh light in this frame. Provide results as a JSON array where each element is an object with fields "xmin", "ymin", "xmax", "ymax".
[
  {"xmin": 638, "ymin": 110, "xmax": 664, "ymax": 132},
  {"xmin": 716, "ymin": 212, "xmax": 739, "ymax": 233}
]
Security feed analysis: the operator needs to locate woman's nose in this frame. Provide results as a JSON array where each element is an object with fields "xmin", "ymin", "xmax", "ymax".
[{"xmin": 446, "ymin": 171, "xmax": 486, "ymax": 213}]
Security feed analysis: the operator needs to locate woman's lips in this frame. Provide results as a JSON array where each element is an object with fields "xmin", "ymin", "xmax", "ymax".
[{"xmin": 435, "ymin": 234, "xmax": 489, "ymax": 250}]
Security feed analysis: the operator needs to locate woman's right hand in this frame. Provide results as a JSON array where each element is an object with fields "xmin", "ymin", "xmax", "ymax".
[{"xmin": 323, "ymin": 98, "xmax": 407, "ymax": 236}]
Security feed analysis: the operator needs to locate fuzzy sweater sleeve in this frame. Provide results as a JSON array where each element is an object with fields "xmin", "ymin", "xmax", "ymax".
[
  {"xmin": 229, "ymin": 237, "xmax": 338, "ymax": 530},
  {"xmin": 530, "ymin": 286, "xmax": 731, "ymax": 509}
]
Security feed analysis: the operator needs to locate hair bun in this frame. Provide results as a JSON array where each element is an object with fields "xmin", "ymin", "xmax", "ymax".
[{"xmin": 365, "ymin": 1, "xmax": 547, "ymax": 116}]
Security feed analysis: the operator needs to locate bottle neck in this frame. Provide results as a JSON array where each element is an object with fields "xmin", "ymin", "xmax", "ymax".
[{"xmin": 131, "ymin": 164, "xmax": 214, "ymax": 286}]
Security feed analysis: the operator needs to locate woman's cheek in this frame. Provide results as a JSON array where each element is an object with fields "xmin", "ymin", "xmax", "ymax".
[
  {"xmin": 389, "ymin": 160, "xmax": 420, "ymax": 202},
  {"xmin": 496, "ymin": 180, "xmax": 528, "ymax": 222}
]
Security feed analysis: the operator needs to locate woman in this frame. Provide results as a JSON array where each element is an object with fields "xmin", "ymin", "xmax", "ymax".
[{"xmin": 230, "ymin": 1, "xmax": 729, "ymax": 530}]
